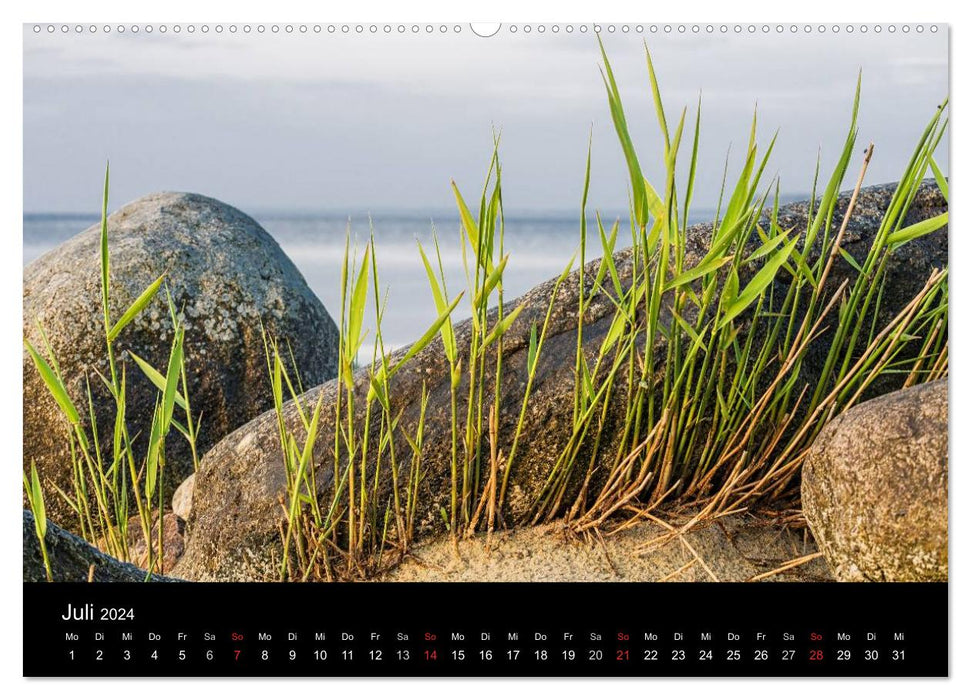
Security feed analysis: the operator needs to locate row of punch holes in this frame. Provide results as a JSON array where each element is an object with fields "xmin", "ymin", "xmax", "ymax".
[{"xmin": 32, "ymin": 23, "xmax": 940, "ymax": 36}]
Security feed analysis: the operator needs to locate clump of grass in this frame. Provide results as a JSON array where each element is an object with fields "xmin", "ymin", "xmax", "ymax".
[
  {"xmin": 268, "ymin": 227, "xmax": 458, "ymax": 581},
  {"xmin": 449, "ymin": 149, "xmax": 518, "ymax": 543},
  {"xmin": 23, "ymin": 165, "xmax": 201, "ymax": 577},
  {"xmin": 534, "ymin": 39, "xmax": 949, "ymax": 530}
]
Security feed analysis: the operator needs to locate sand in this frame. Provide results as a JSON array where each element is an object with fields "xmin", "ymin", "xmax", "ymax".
[{"xmin": 380, "ymin": 512, "xmax": 833, "ymax": 583}]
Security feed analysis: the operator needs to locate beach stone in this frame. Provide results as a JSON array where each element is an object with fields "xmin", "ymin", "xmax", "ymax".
[
  {"xmin": 178, "ymin": 181, "xmax": 947, "ymax": 581},
  {"xmin": 126, "ymin": 512, "xmax": 186, "ymax": 574},
  {"xmin": 172, "ymin": 474, "xmax": 195, "ymax": 521},
  {"xmin": 23, "ymin": 192, "xmax": 339, "ymax": 529},
  {"xmin": 802, "ymin": 379, "xmax": 948, "ymax": 582},
  {"xmin": 23, "ymin": 510, "xmax": 180, "ymax": 583}
]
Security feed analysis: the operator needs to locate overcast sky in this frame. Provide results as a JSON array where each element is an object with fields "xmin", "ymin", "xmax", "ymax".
[{"xmin": 23, "ymin": 25, "xmax": 949, "ymax": 216}]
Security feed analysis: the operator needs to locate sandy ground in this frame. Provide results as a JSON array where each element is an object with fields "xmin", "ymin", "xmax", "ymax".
[{"xmin": 380, "ymin": 512, "xmax": 833, "ymax": 583}]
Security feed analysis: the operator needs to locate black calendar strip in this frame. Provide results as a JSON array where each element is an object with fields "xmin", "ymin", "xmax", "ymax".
[{"xmin": 23, "ymin": 582, "xmax": 947, "ymax": 677}]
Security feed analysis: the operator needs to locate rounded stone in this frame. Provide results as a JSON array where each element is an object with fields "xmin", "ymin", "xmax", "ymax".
[
  {"xmin": 172, "ymin": 473, "xmax": 195, "ymax": 521},
  {"xmin": 802, "ymin": 379, "xmax": 948, "ymax": 581},
  {"xmin": 23, "ymin": 192, "xmax": 339, "ymax": 528},
  {"xmin": 126, "ymin": 512, "xmax": 185, "ymax": 574}
]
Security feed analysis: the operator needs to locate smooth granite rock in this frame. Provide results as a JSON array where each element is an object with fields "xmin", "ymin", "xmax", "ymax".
[{"xmin": 802, "ymin": 379, "xmax": 948, "ymax": 582}]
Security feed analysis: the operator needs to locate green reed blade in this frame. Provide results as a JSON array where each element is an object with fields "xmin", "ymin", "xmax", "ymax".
[
  {"xmin": 474, "ymin": 253, "xmax": 511, "ymax": 307},
  {"xmin": 107, "ymin": 274, "xmax": 165, "ymax": 342},
  {"xmin": 451, "ymin": 180, "xmax": 482, "ymax": 263},
  {"xmin": 390, "ymin": 291, "xmax": 464, "ymax": 374},
  {"xmin": 886, "ymin": 212, "xmax": 948, "ymax": 250},
  {"xmin": 929, "ymin": 157, "xmax": 948, "ymax": 202},
  {"xmin": 417, "ymin": 241, "xmax": 457, "ymax": 362},
  {"xmin": 644, "ymin": 41, "xmax": 671, "ymax": 153},
  {"xmin": 100, "ymin": 163, "xmax": 111, "ymax": 333},
  {"xmin": 128, "ymin": 351, "xmax": 188, "ymax": 411},
  {"xmin": 29, "ymin": 462, "xmax": 47, "ymax": 538},
  {"xmin": 527, "ymin": 322, "xmax": 539, "ymax": 376},
  {"xmin": 158, "ymin": 327, "xmax": 184, "ymax": 435},
  {"xmin": 665, "ymin": 255, "xmax": 732, "ymax": 291},
  {"xmin": 719, "ymin": 236, "xmax": 799, "ymax": 329},
  {"xmin": 598, "ymin": 35, "xmax": 649, "ymax": 230},
  {"xmin": 25, "ymin": 340, "xmax": 80, "ymax": 425},
  {"xmin": 347, "ymin": 244, "xmax": 371, "ymax": 359},
  {"xmin": 483, "ymin": 303, "xmax": 524, "ymax": 349},
  {"xmin": 743, "ymin": 226, "xmax": 792, "ymax": 264}
]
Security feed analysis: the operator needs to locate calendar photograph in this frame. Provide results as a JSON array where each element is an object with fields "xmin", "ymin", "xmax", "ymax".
[{"xmin": 21, "ymin": 21, "xmax": 949, "ymax": 678}]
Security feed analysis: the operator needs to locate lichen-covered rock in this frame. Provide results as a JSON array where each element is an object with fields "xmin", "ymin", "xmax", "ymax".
[
  {"xmin": 23, "ymin": 193, "xmax": 339, "ymax": 528},
  {"xmin": 802, "ymin": 379, "xmax": 948, "ymax": 581},
  {"xmin": 23, "ymin": 510, "xmax": 180, "ymax": 582},
  {"xmin": 178, "ymin": 181, "xmax": 947, "ymax": 582}
]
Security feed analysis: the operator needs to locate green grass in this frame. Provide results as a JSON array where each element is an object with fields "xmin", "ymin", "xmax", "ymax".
[
  {"xmin": 265, "ymin": 226, "xmax": 453, "ymax": 580},
  {"xmin": 525, "ymin": 39, "xmax": 949, "ymax": 531},
  {"xmin": 23, "ymin": 461, "xmax": 51, "ymax": 580},
  {"xmin": 24, "ymin": 164, "xmax": 201, "ymax": 578}
]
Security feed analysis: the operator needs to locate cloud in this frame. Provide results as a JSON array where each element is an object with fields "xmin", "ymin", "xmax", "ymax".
[{"xmin": 23, "ymin": 27, "xmax": 949, "ymax": 213}]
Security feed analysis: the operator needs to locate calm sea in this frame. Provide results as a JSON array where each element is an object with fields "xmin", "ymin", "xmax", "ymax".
[{"xmin": 23, "ymin": 209, "xmax": 715, "ymax": 350}]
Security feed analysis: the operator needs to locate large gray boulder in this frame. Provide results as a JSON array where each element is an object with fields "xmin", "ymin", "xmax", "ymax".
[
  {"xmin": 23, "ymin": 192, "xmax": 339, "ymax": 528},
  {"xmin": 802, "ymin": 379, "xmax": 948, "ymax": 581},
  {"xmin": 177, "ymin": 181, "xmax": 947, "ymax": 581},
  {"xmin": 23, "ymin": 510, "xmax": 180, "ymax": 582}
]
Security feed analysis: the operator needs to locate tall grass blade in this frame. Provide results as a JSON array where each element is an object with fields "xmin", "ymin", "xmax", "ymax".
[
  {"xmin": 107, "ymin": 274, "xmax": 165, "ymax": 342},
  {"xmin": 719, "ymin": 236, "xmax": 799, "ymax": 328},
  {"xmin": 886, "ymin": 212, "xmax": 948, "ymax": 250},
  {"xmin": 25, "ymin": 340, "xmax": 80, "ymax": 425}
]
